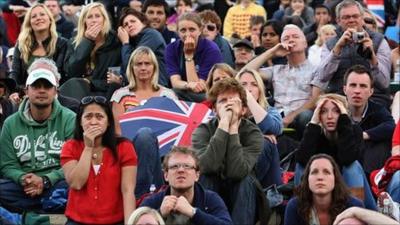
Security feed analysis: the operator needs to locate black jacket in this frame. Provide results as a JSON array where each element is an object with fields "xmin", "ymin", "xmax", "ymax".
[
  {"xmin": 11, "ymin": 37, "xmax": 68, "ymax": 87},
  {"xmin": 64, "ymin": 31, "xmax": 121, "ymax": 92},
  {"xmin": 56, "ymin": 15, "xmax": 75, "ymax": 39},
  {"xmin": 296, "ymin": 114, "xmax": 362, "ymax": 168}
]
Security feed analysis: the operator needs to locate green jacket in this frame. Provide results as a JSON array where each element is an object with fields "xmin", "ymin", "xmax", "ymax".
[{"xmin": 0, "ymin": 98, "xmax": 76, "ymax": 185}]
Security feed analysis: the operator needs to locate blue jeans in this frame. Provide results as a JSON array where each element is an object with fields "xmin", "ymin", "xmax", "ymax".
[
  {"xmin": 0, "ymin": 179, "xmax": 68, "ymax": 213},
  {"xmin": 288, "ymin": 110, "xmax": 313, "ymax": 140},
  {"xmin": 199, "ymin": 175, "xmax": 257, "ymax": 225},
  {"xmin": 387, "ymin": 171, "xmax": 400, "ymax": 203},
  {"xmin": 294, "ymin": 161, "xmax": 377, "ymax": 210},
  {"xmin": 255, "ymin": 139, "xmax": 282, "ymax": 188},
  {"xmin": 132, "ymin": 127, "xmax": 164, "ymax": 199}
]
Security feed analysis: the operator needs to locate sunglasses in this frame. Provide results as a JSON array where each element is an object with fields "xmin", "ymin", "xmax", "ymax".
[
  {"xmin": 364, "ymin": 18, "xmax": 376, "ymax": 25},
  {"xmin": 81, "ymin": 96, "xmax": 107, "ymax": 105},
  {"xmin": 205, "ymin": 24, "xmax": 216, "ymax": 32}
]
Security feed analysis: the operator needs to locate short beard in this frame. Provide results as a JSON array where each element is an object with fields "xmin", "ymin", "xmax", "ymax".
[{"xmin": 31, "ymin": 102, "xmax": 52, "ymax": 109}]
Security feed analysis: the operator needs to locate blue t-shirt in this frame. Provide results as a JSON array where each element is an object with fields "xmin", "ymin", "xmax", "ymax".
[{"xmin": 165, "ymin": 37, "xmax": 223, "ymax": 81}]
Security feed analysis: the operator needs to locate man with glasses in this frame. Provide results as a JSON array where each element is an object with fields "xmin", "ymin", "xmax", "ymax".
[
  {"xmin": 140, "ymin": 146, "xmax": 232, "ymax": 225},
  {"xmin": 192, "ymin": 78, "xmax": 264, "ymax": 225},
  {"xmin": 233, "ymin": 39, "xmax": 255, "ymax": 71},
  {"xmin": 0, "ymin": 59, "xmax": 76, "ymax": 213},
  {"xmin": 316, "ymin": 0, "xmax": 392, "ymax": 108}
]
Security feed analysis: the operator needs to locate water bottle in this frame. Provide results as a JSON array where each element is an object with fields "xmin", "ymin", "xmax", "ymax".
[
  {"xmin": 149, "ymin": 184, "xmax": 156, "ymax": 194},
  {"xmin": 394, "ymin": 59, "xmax": 400, "ymax": 82}
]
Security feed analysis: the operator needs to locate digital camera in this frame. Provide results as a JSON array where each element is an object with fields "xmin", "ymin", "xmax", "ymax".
[{"xmin": 352, "ymin": 31, "xmax": 365, "ymax": 43}]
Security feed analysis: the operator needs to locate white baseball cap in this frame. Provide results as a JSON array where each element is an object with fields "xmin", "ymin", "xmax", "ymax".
[{"xmin": 26, "ymin": 68, "xmax": 58, "ymax": 87}]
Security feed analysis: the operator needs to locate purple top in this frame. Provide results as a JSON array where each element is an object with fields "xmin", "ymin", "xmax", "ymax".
[{"xmin": 165, "ymin": 37, "xmax": 223, "ymax": 81}]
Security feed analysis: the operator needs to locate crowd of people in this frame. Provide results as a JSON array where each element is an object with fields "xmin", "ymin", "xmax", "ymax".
[{"xmin": 0, "ymin": 0, "xmax": 399, "ymax": 224}]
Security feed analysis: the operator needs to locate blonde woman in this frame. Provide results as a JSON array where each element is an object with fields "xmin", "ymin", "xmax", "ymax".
[
  {"xmin": 127, "ymin": 207, "xmax": 165, "ymax": 225},
  {"xmin": 308, "ymin": 24, "xmax": 336, "ymax": 67},
  {"xmin": 236, "ymin": 69, "xmax": 283, "ymax": 187},
  {"xmin": 63, "ymin": 2, "xmax": 121, "ymax": 100},
  {"xmin": 11, "ymin": 4, "xmax": 67, "ymax": 88}
]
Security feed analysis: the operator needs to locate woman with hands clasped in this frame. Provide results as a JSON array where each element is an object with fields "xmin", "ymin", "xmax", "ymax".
[
  {"xmin": 294, "ymin": 94, "xmax": 376, "ymax": 209},
  {"xmin": 63, "ymin": 2, "xmax": 121, "ymax": 100},
  {"xmin": 61, "ymin": 96, "xmax": 137, "ymax": 225},
  {"xmin": 165, "ymin": 12, "xmax": 223, "ymax": 102}
]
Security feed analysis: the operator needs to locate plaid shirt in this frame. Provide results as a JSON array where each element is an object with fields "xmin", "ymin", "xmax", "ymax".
[{"xmin": 260, "ymin": 60, "xmax": 324, "ymax": 115}]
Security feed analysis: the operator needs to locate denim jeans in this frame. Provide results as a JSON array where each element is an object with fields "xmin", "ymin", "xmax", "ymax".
[
  {"xmin": 288, "ymin": 109, "xmax": 313, "ymax": 140},
  {"xmin": 387, "ymin": 171, "xmax": 400, "ymax": 203},
  {"xmin": 255, "ymin": 139, "xmax": 282, "ymax": 188},
  {"xmin": 132, "ymin": 127, "xmax": 164, "ymax": 199},
  {"xmin": 199, "ymin": 175, "xmax": 257, "ymax": 225},
  {"xmin": 294, "ymin": 161, "xmax": 377, "ymax": 210},
  {"xmin": 0, "ymin": 179, "xmax": 68, "ymax": 213}
]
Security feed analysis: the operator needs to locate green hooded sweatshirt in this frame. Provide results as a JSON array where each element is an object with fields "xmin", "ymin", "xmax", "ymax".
[{"xmin": 0, "ymin": 98, "xmax": 76, "ymax": 186}]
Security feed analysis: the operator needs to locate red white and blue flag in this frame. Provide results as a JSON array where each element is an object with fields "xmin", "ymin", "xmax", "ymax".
[
  {"xmin": 120, "ymin": 97, "xmax": 213, "ymax": 156},
  {"xmin": 365, "ymin": 0, "xmax": 385, "ymax": 28}
]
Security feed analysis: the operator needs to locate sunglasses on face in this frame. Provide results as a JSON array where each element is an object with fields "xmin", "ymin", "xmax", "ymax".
[
  {"xmin": 81, "ymin": 96, "xmax": 107, "ymax": 105},
  {"xmin": 205, "ymin": 24, "xmax": 216, "ymax": 32},
  {"xmin": 364, "ymin": 18, "xmax": 376, "ymax": 25}
]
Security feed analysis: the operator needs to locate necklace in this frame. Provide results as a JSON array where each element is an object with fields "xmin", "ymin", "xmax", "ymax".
[{"xmin": 92, "ymin": 153, "xmax": 98, "ymax": 159}]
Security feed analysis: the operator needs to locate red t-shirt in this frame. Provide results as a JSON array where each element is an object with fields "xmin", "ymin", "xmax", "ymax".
[
  {"xmin": 393, "ymin": 121, "xmax": 400, "ymax": 147},
  {"xmin": 61, "ymin": 139, "xmax": 137, "ymax": 224}
]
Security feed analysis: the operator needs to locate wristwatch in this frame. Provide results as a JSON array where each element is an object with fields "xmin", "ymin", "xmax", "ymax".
[
  {"xmin": 185, "ymin": 57, "xmax": 193, "ymax": 62},
  {"xmin": 42, "ymin": 176, "xmax": 51, "ymax": 189}
]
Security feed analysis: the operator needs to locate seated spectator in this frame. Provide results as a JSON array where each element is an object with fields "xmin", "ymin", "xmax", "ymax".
[
  {"xmin": 284, "ymin": 154, "xmax": 364, "ymax": 225},
  {"xmin": 244, "ymin": 24, "xmax": 324, "ymax": 139},
  {"xmin": 44, "ymin": 0, "xmax": 75, "ymax": 39},
  {"xmin": 63, "ymin": 2, "xmax": 121, "ymax": 100},
  {"xmin": 272, "ymin": 0, "xmax": 291, "ymax": 21},
  {"xmin": 192, "ymin": 78, "xmax": 263, "ymax": 225},
  {"xmin": 166, "ymin": 12, "xmax": 222, "ymax": 102},
  {"xmin": 233, "ymin": 39, "xmax": 255, "ymax": 71},
  {"xmin": 141, "ymin": 146, "xmax": 233, "ymax": 225},
  {"xmin": 142, "ymin": 0, "xmax": 179, "ymax": 45},
  {"xmin": 308, "ymin": 24, "xmax": 336, "ymax": 67},
  {"xmin": 316, "ymin": 0, "xmax": 392, "ymax": 107},
  {"xmin": 343, "ymin": 65, "xmax": 395, "ymax": 173},
  {"xmin": 11, "ymin": 3, "xmax": 67, "ymax": 90},
  {"xmin": 303, "ymin": 4, "xmax": 332, "ymax": 46},
  {"xmin": 111, "ymin": 46, "xmax": 176, "ymax": 198},
  {"xmin": 255, "ymin": 20, "xmax": 287, "ymax": 66},
  {"xmin": 283, "ymin": 0, "xmax": 314, "ymax": 28},
  {"xmin": 61, "ymin": 95, "xmax": 137, "ymax": 224},
  {"xmin": 205, "ymin": 63, "xmax": 236, "ymax": 91},
  {"xmin": 236, "ymin": 69, "xmax": 283, "ymax": 187},
  {"xmin": 223, "ymin": 0, "xmax": 266, "ymax": 40},
  {"xmin": 198, "ymin": 10, "xmax": 235, "ymax": 68},
  {"xmin": 117, "ymin": 8, "xmax": 169, "ymax": 87},
  {"xmin": 0, "ymin": 77, "xmax": 17, "ymax": 131},
  {"xmin": 334, "ymin": 207, "xmax": 399, "ymax": 225},
  {"xmin": 363, "ymin": 8, "xmax": 378, "ymax": 32},
  {"xmin": 295, "ymin": 93, "xmax": 376, "ymax": 209},
  {"xmin": 0, "ymin": 62, "xmax": 76, "ymax": 213},
  {"xmin": 247, "ymin": 15, "xmax": 265, "ymax": 50},
  {"xmin": 127, "ymin": 206, "xmax": 165, "ymax": 225},
  {"xmin": 61, "ymin": 1, "xmax": 81, "ymax": 27},
  {"xmin": 384, "ymin": 121, "xmax": 400, "ymax": 203},
  {"xmin": 166, "ymin": 0, "xmax": 192, "ymax": 32}
]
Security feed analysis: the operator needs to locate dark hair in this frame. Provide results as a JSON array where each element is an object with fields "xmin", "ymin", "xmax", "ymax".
[
  {"xmin": 249, "ymin": 15, "xmax": 265, "ymax": 28},
  {"xmin": 343, "ymin": 64, "xmax": 374, "ymax": 88},
  {"xmin": 314, "ymin": 4, "xmax": 331, "ymax": 15},
  {"xmin": 260, "ymin": 19, "xmax": 284, "ymax": 41},
  {"xmin": 207, "ymin": 78, "xmax": 247, "ymax": 108},
  {"xmin": 142, "ymin": 0, "xmax": 170, "ymax": 15},
  {"xmin": 119, "ymin": 8, "xmax": 149, "ymax": 27},
  {"xmin": 198, "ymin": 10, "xmax": 222, "ymax": 32},
  {"xmin": 177, "ymin": 0, "xmax": 192, "ymax": 7},
  {"xmin": 162, "ymin": 146, "xmax": 200, "ymax": 171},
  {"xmin": 74, "ymin": 99, "xmax": 121, "ymax": 161},
  {"xmin": 282, "ymin": 15, "xmax": 304, "ymax": 28},
  {"xmin": 296, "ymin": 154, "xmax": 350, "ymax": 225}
]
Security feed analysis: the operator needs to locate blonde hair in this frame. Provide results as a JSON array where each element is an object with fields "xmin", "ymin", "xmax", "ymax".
[
  {"xmin": 127, "ymin": 207, "xmax": 165, "ymax": 225},
  {"xmin": 316, "ymin": 93, "xmax": 349, "ymax": 114},
  {"xmin": 126, "ymin": 46, "xmax": 160, "ymax": 91},
  {"xmin": 315, "ymin": 24, "xmax": 336, "ymax": 46},
  {"xmin": 73, "ymin": 2, "xmax": 111, "ymax": 48},
  {"xmin": 18, "ymin": 4, "xmax": 58, "ymax": 64},
  {"xmin": 236, "ymin": 69, "xmax": 269, "ymax": 109},
  {"xmin": 206, "ymin": 63, "xmax": 236, "ymax": 90}
]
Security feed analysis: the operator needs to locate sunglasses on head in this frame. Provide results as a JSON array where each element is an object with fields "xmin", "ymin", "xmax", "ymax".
[
  {"xmin": 81, "ymin": 96, "xmax": 107, "ymax": 105},
  {"xmin": 205, "ymin": 24, "xmax": 216, "ymax": 32}
]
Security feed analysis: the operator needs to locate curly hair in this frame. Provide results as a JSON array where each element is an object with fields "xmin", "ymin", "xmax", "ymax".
[
  {"xmin": 207, "ymin": 78, "xmax": 247, "ymax": 108},
  {"xmin": 295, "ymin": 154, "xmax": 351, "ymax": 225}
]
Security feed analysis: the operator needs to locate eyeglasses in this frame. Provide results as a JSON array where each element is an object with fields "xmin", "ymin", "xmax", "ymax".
[
  {"xmin": 340, "ymin": 14, "xmax": 361, "ymax": 20},
  {"xmin": 167, "ymin": 163, "xmax": 197, "ymax": 171},
  {"xmin": 205, "ymin": 24, "xmax": 216, "ymax": 32},
  {"xmin": 81, "ymin": 96, "xmax": 107, "ymax": 105},
  {"xmin": 364, "ymin": 18, "xmax": 376, "ymax": 25}
]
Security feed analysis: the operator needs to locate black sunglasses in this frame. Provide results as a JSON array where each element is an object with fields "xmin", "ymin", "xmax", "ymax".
[
  {"xmin": 206, "ymin": 24, "xmax": 216, "ymax": 32},
  {"xmin": 81, "ymin": 96, "xmax": 107, "ymax": 105},
  {"xmin": 364, "ymin": 18, "xmax": 376, "ymax": 25}
]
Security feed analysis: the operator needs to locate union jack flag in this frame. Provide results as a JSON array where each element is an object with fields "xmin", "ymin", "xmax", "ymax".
[{"xmin": 119, "ymin": 97, "xmax": 214, "ymax": 156}]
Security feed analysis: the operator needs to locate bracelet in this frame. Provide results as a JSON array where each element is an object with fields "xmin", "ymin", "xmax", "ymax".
[{"xmin": 185, "ymin": 57, "xmax": 193, "ymax": 62}]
